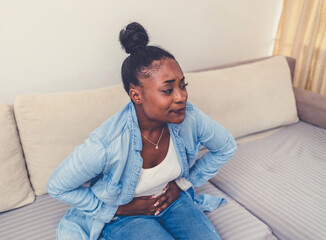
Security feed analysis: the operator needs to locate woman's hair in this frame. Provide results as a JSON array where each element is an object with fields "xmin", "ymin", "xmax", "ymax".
[{"xmin": 119, "ymin": 22, "xmax": 175, "ymax": 94}]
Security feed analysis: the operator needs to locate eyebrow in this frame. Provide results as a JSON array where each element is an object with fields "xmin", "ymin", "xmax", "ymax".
[{"xmin": 163, "ymin": 76, "xmax": 185, "ymax": 84}]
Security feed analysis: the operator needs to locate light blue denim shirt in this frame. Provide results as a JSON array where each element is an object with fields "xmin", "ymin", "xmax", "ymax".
[{"xmin": 47, "ymin": 101, "xmax": 237, "ymax": 240}]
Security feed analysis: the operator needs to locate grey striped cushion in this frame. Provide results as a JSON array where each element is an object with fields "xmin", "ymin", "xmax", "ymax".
[
  {"xmin": 211, "ymin": 121, "xmax": 326, "ymax": 240},
  {"xmin": 196, "ymin": 182, "xmax": 277, "ymax": 240},
  {"xmin": 0, "ymin": 184, "xmax": 275, "ymax": 240},
  {"xmin": 0, "ymin": 194, "xmax": 68, "ymax": 240}
]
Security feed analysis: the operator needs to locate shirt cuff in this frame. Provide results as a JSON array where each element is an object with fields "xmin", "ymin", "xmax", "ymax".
[{"xmin": 175, "ymin": 178, "xmax": 192, "ymax": 191}]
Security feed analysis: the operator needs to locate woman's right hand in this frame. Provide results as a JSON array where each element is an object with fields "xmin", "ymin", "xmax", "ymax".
[{"xmin": 115, "ymin": 195, "xmax": 158, "ymax": 216}]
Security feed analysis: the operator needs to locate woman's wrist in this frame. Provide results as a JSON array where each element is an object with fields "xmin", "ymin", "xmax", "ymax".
[{"xmin": 115, "ymin": 205, "xmax": 125, "ymax": 216}]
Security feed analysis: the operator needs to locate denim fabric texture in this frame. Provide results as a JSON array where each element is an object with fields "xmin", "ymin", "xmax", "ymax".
[
  {"xmin": 101, "ymin": 191, "xmax": 222, "ymax": 240},
  {"xmin": 47, "ymin": 101, "xmax": 237, "ymax": 240}
]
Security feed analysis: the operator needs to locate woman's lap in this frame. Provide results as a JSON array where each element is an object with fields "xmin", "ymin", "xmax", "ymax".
[
  {"xmin": 160, "ymin": 192, "xmax": 221, "ymax": 240},
  {"xmin": 101, "ymin": 192, "xmax": 221, "ymax": 240},
  {"xmin": 101, "ymin": 216, "xmax": 174, "ymax": 240}
]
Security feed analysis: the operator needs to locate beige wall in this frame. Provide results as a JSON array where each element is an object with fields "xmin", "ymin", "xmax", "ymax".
[{"xmin": 0, "ymin": 0, "xmax": 283, "ymax": 104}]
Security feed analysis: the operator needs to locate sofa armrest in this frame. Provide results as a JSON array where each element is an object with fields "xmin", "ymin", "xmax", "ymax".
[{"xmin": 293, "ymin": 87, "xmax": 326, "ymax": 129}]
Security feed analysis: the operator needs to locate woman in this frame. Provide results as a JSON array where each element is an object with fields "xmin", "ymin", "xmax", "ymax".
[{"xmin": 47, "ymin": 22, "xmax": 236, "ymax": 240}]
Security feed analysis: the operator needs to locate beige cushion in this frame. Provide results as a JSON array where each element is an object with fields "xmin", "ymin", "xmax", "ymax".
[
  {"xmin": 14, "ymin": 86, "xmax": 129, "ymax": 195},
  {"xmin": 186, "ymin": 56, "xmax": 299, "ymax": 139},
  {"xmin": 0, "ymin": 103, "xmax": 35, "ymax": 212}
]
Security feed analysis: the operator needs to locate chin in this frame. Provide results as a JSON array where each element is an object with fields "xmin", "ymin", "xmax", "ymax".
[{"xmin": 169, "ymin": 115, "xmax": 186, "ymax": 124}]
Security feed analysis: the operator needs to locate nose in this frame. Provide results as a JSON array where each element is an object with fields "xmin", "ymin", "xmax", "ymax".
[{"xmin": 174, "ymin": 88, "xmax": 188, "ymax": 103}]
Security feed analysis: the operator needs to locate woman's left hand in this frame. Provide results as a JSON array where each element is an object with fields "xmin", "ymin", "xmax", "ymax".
[{"xmin": 153, "ymin": 181, "xmax": 181, "ymax": 215}]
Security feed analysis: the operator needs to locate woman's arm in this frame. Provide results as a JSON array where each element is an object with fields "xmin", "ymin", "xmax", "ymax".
[
  {"xmin": 47, "ymin": 133, "xmax": 117, "ymax": 222},
  {"xmin": 186, "ymin": 104, "xmax": 237, "ymax": 187}
]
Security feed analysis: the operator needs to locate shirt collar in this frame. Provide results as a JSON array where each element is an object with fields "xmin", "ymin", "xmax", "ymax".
[{"xmin": 128, "ymin": 102, "xmax": 143, "ymax": 151}]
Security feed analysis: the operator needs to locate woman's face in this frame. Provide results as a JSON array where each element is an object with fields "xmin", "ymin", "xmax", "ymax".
[{"xmin": 132, "ymin": 58, "xmax": 188, "ymax": 124}]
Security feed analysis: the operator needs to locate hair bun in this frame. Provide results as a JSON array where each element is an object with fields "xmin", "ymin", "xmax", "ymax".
[{"xmin": 119, "ymin": 22, "xmax": 149, "ymax": 54}]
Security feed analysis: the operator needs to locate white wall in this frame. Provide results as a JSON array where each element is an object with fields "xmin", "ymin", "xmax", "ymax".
[{"xmin": 0, "ymin": 0, "xmax": 283, "ymax": 104}]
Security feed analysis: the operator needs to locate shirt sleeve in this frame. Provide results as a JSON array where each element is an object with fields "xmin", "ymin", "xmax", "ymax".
[
  {"xmin": 46, "ymin": 133, "xmax": 117, "ymax": 223},
  {"xmin": 186, "ymin": 103, "xmax": 237, "ymax": 187}
]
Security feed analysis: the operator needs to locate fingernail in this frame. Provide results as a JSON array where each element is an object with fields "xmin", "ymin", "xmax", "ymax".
[
  {"xmin": 154, "ymin": 210, "xmax": 160, "ymax": 216},
  {"xmin": 154, "ymin": 202, "xmax": 159, "ymax": 207},
  {"xmin": 151, "ymin": 195, "xmax": 157, "ymax": 199}
]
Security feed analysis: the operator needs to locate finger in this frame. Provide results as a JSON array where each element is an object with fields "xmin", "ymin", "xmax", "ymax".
[
  {"xmin": 147, "ymin": 208, "xmax": 157, "ymax": 215},
  {"xmin": 155, "ymin": 202, "xmax": 170, "ymax": 216},
  {"xmin": 161, "ymin": 188, "xmax": 174, "ymax": 200},
  {"xmin": 163, "ymin": 183, "xmax": 181, "ymax": 200},
  {"xmin": 154, "ymin": 194, "xmax": 168, "ymax": 208},
  {"xmin": 163, "ymin": 183, "xmax": 170, "ymax": 192},
  {"xmin": 138, "ymin": 195, "xmax": 158, "ymax": 200},
  {"xmin": 139, "ymin": 203, "xmax": 158, "ymax": 215},
  {"xmin": 153, "ymin": 186, "xmax": 169, "ymax": 198}
]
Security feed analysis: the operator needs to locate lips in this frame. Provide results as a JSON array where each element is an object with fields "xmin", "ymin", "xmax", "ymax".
[{"xmin": 171, "ymin": 107, "xmax": 186, "ymax": 114}]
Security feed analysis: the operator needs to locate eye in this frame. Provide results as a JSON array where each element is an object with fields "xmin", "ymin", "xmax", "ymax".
[
  {"xmin": 181, "ymin": 82, "xmax": 189, "ymax": 89},
  {"xmin": 162, "ymin": 89, "xmax": 173, "ymax": 94}
]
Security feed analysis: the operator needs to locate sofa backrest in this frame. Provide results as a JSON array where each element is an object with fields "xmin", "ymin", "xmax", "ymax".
[
  {"xmin": 0, "ymin": 103, "xmax": 35, "ymax": 211},
  {"xmin": 186, "ymin": 56, "xmax": 298, "ymax": 139},
  {"xmin": 193, "ymin": 56, "xmax": 296, "ymax": 81},
  {"xmin": 14, "ymin": 86, "xmax": 129, "ymax": 195}
]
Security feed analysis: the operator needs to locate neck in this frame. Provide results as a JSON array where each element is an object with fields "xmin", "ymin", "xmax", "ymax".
[{"xmin": 134, "ymin": 103, "xmax": 165, "ymax": 134}]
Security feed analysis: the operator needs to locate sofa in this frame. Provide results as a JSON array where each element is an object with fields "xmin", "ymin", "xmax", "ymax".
[{"xmin": 0, "ymin": 56, "xmax": 325, "ymax": 240}]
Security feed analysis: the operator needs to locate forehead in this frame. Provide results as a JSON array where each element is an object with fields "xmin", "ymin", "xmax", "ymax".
[{"xmin": 147, "ymin": 58, "xmax": 183, "ymax": 82}]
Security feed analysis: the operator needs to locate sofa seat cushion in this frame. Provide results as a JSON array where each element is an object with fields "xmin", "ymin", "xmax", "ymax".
[
  {"xmin": 196, "ymin": 182, "xmax": 276, "ymax": 240},
  {"xmin": 0, "ymin": 103, "xmax": 35, "ymax": 212},
  {"xmin": 210, "ymin": 121, "xmax": 326, "ymax": 240},
  {"xmin": 0, "ymin": 194, "xmax": 68, "ymax": 240},
  {"xmin": 0, "ymin": 183, "xmax": 275, "ymax": 240},
  {"xmin": 14, "ymin": 86, "xmax": 129, "ymax": 195},
  {"xmin": 186, "ymin": 56, "xmax": 298, "ymax": 139}
]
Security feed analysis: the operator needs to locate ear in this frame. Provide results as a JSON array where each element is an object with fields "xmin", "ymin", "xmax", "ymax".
[{"xmin": 129, "ymin": 86, "xmax": 142, "ymax": 104}]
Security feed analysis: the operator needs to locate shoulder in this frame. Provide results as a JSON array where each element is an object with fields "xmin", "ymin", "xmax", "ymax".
[
  {"xmin": 184, "ymin": 101, "xmax": 216, "ymax": 126},
  {"xmin": 185, "ymin": 101, "xmax": 196, "ymax": 112},
  {"xmin": 90, "ymin": 102, "xmax": 132, "ymax": 147},
  {"xmin": 180, "ymin": 101, "xmax": 221, "ymax": 137},
  {"xmin": 176, "ymin": 102, "xmax": 199, "ymax": 135},
  {"xmin": 181, "ymin": 101, "xmax": 201, "ymax": 126}
]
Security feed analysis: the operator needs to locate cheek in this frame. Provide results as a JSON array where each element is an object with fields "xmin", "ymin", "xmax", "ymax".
[
  {"xmin": 150, "ymin": 95, "xmax": 172, "ymax": 108},
  {"xmin": 143, "ymin": 95, "xmax": 170, "ymax": 113}
]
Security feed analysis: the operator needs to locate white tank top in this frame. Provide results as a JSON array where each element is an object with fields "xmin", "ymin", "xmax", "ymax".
[{"xmin": 134, "ymin": 137, "xmax": 181, "ymax": 197}]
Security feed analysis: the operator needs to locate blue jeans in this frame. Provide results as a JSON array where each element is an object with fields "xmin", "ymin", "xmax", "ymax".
[{"xmin": 101, "ymin": 192, "xmax": 221, "ymax": 240}]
